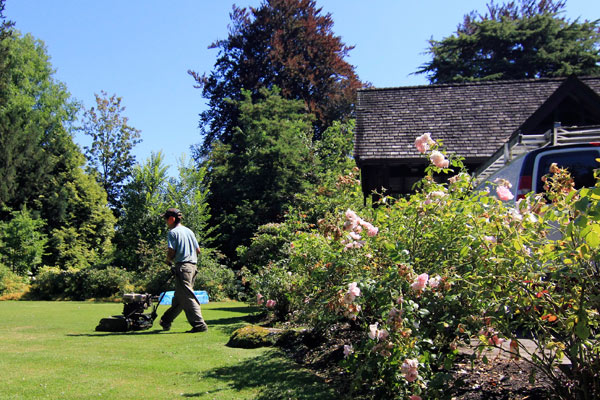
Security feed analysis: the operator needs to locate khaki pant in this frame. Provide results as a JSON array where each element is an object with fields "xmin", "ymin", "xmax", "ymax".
[{"xmin": 161, "ymin": 262, "xmax": 206, "ymax": 329}]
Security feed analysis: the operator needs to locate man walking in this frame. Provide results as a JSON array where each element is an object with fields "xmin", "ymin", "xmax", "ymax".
[{"xmin": 159, "ymin": 208, "xmax": 208, "ymax": 333}]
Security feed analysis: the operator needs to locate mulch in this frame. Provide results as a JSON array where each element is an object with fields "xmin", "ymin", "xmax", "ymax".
[{"xmin": 274, "ymin": 324, "xmax": 559, "ymax": 400}]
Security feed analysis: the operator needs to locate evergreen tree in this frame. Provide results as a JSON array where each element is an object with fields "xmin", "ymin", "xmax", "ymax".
[
  {"xmin": 190, "ymin": 0, "xmax": 362, "ymax": 154},
  {"xmin": 417, "ymin": 0, "xmax": 600, "ymax": 83},
  {"xmin": 207, "ymin": 87, "xmax": 314, "ymax": 258}
]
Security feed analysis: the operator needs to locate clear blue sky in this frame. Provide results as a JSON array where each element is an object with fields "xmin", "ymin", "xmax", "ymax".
[{"xmin": 5, "ymin": 0, "xmax": 600, "ymax": 176}]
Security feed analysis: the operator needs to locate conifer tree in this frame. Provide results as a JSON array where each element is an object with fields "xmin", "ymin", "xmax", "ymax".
[{"xmin": 418, "ymin": 0, "xmax": 600, "ymax": 83}]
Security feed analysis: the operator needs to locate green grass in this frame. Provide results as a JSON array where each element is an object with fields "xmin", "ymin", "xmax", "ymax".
[{"xmin": 0, "ymin": 301, "xmax": 336, "ymax": 400}]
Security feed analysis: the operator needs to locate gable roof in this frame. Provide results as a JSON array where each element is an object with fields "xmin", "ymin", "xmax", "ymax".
[{"xmin": 354, "ymin": 76, "xmax": 600, "ymax": 164}]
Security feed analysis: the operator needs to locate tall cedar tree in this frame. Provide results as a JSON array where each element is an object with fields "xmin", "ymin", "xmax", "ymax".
[
  {"xmin": 417, "ymin": 0, "xmax": 600, "ymax": 83},
  {"xmin": 207, "ymin": 87, "xmax": 314, "ymax": 258},
  {"xmin": 189, "ymin": 0, "xmax": 363, "ymax": 154}
]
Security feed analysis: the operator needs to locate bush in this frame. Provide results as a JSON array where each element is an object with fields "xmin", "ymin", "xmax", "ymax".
[
  {"xmin": 237, "ymin": 223, "xmax": 294, "ymax": 273},
  {"xmin": 0, "ymin": 263, "xmax": 29, "ymax": 298},
  {"xmin": 30, "ymin": 266, "xmax": 132, "ymax": 300},
  {"xmin": 249, "ymin": 136, "xmax": 600, "ymax": 399},
  {"xmin": 194, "ymin": 248, "xmax": 236, "ymax": 301}
]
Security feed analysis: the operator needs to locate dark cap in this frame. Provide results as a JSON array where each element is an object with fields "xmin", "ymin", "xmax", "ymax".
[{"xmin": 161, "ymin": 208, "xmax": 182, "ymax": 218}]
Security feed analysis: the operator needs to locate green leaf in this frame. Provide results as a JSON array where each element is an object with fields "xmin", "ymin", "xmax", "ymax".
[
  {"xmin": 574, "ymin": 215, "xmax": 588, "ymax": 228},
  {"xmin": 575, "ymin": 315, "xmax": 590, "ymax": 340},
  {"xmin": 575, "ymin": 196, "xmax": 590, "ymax": 213},
  {"xmin": 585, "ymin": 224, "xmax": 600, "ymax": 248}
]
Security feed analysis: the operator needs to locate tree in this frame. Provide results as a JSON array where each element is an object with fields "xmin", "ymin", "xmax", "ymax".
[
  {"xmin": 0, "ymin": 0, "xmax": 14, "ymax": 92},
  {"xmin": 79, "ymin": 91, "xmax": 141, "ymax": 211},
  {"xmin": 189, "ymin": 0, "xmax": 363, "ymax": 154},
  {"xmin": 207, "ymin": 87, "xmax": 315, "ymax": 259},
  {"xmin": 0, "ymin": 208, "xmax": 47, "ymax": 276},
  {"xmin": 0, "ymin": 32, "xmax": 116, "ymax": 269},
  {"xmin": 417, "ymin": 0, "xmax": 600, "ymax": 83},
  {"xmin": 166, "ymin": 157, "xmax": 214, "ymax": 246},
  {"xmin": 114, "ymin": 152, "xmax": 169, "ymax": 271}
]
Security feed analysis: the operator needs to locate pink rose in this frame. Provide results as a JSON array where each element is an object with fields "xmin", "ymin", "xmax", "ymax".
[
  {"xmin": 409, "ymin": 396, "xmax": 422, "ymax": 400},
  {"xmin": 415, "ymin": 132, "xmax": 435, "ymax": 154},
  {"xmin": 366, "ymin": 225, "xmax": 378, "ymax": 237},
  {"xmin": 343, "ymin": 344, "xmax": 353, "ymax": 358},
  {"xmin": 348, "ymin": 282, "xmax": 361, "ymax": 298},
  {"xmin": 256, "ymin": 293, "xmax": 264, "ymax": 305},
  {"xmin": 368, "ymin": 322, "xmax": 388, "ymax": 341},
  {"xmin": 491, "ymin": 335, "xmax": 505, "ymax": 346},
  {"xmin": 401, "ymin": 358, "xmax": 419, "ymax": 382},
  {"xmin": 265, "ymin": 299, "xmax": 276, "ymax": 308},
  {"xmin": 349, "ymin": 231, "xmax": 362, "ymax": 241},
  {"xmin": 430, "ymin": 150, "xmax": 449, "ymax": 168},
  {"xmin": 368, "ymin": 323, "xmax": 379, "ymax": 340},
  {"xmin": 345, "ymin": 208, "xmax": 359, "ymax": 222},
  {"xmin": 428, "ymin": 275, "xmax": 441, "ymax": 288},
  {"xmin": 496, "ymin": 185, "xmax": 514, "ymax": 201},
  {"xmin": 411, "ymin": 273, "xmax": 429, "ymax": 291}
]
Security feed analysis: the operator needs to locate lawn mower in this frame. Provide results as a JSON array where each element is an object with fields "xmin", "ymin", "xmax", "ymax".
[{"xmin": 95, "ymin": 290, "xmax": 168, "ymax": 332}]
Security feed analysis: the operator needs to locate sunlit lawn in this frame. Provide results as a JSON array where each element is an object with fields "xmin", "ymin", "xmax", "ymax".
[{"xmin": 0, "ymin": 301, "xmax": 335, "ymax": 400}]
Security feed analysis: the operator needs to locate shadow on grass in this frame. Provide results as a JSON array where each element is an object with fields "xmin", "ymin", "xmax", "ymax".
[
  {"xmin": 67, "ymin": 329, "xmax": 172, "ymax": 337},
  {"xmin": 208, "ymin": 306, "xmax": 260, "ymax": 314},
  {"xmin": 183, "ymin": 350, "xmax": 336, "ymax": 400}
]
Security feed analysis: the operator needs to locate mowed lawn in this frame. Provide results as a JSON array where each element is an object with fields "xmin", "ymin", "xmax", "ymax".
[{"xmin": 0, "ymin": 301, "xmax": 335, "ymax": 400}]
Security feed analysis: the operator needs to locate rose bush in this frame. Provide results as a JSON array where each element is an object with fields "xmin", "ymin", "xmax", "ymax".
[{"xmin": 248, "ymin": 136, "xmax": 599, "ymax": 399}]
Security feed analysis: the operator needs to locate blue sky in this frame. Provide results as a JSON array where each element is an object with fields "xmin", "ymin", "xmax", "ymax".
[{"xmin": 5, "ymin": 0, "xmax": 600, "ymax": 177}]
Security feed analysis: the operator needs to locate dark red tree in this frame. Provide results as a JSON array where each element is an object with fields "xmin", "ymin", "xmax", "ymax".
[{"xmin": 189, "ymin": 0, "xmax": 364, "ymax": 154}]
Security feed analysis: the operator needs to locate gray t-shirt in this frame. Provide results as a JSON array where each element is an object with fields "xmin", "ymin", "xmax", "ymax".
[{"xmin": 167, "ymin": 224, "xmax": 199, "ymax": 264}]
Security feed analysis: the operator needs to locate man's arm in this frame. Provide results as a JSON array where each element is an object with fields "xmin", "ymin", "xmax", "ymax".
[{"xmin": 166, "ymin": 248, "xmax": 176, "ymax": 266}]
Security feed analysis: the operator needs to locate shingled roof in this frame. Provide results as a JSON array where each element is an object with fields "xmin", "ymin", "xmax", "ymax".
[{"xmin": 354, "ymin": 76, "xmax": 600, "ymax": 164}]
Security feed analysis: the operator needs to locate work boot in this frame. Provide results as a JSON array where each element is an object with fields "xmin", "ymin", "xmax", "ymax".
[
  {"xmin": 159, "ymin": 319, "xmax": 171, "ymax": 331},
  {"xmin": 186, "ymin": 323, "xmax": 208, "ymax": 333}
]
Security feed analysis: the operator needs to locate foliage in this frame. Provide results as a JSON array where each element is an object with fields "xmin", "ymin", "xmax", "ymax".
[
  {"xmin": 166, "ymin": 157, "xmax": 214, "ymax": 246},
  {"xmin": 114, "ymin": 152, "xmax": 169, "ymax": 270},
  {"xmin": 0, "ymin": 31, "xmax": 78, "ymax": 214},
  {"xmin": 250, "ymin": 134, "xmax": 599, "ymax": 399},
  {"xmin": 79, "ymin": 91, "xmax": 142, "ymax": 211},
  {"xmin": 237, "ymin": 223, "xmax": 295, "ymax": 274},
  {"xmin": 0, "ymin": 262, "xmax": 28, "ymax": 297},
  {"xmin": 194, "ymin": 248, "xmax": 236, "ymax": 301},
  {"xmin": 190, "ymin": 0, "xmax": 362, "ymax": 153},
  {"xmin": 207, "ymin": 87, "xmax": 315, "ymax": 259},
  {"xmin": 0, "ymin": 31, "xmax": 116, "ymax": 270},
  {"xmin": 0, "ymin": 207, "xmax": 47, "ymax": 276},
  {"xmin": 44, "ymin": 166, "xmax": 116, "ymax": 270},
  {"xmin": 29, "ymin": 266, "xmax": 133, "ymax": 300},
  {"xmin": 0, "ymin": 0, "xmax": 14, "ymax": 100},
  {"xmin": 418, "ymin": 0, "xmax": 600, "ymax": 83}
]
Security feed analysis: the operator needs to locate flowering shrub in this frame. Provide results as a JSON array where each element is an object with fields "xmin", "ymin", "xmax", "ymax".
[{"xmin": 248, "ymin": 135, "xmax": 599, "ymax": 399}]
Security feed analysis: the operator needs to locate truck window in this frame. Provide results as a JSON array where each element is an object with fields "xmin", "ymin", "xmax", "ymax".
[{"xmin": 533, "ymin": 150, "xmax": 600, "ymax": 193}]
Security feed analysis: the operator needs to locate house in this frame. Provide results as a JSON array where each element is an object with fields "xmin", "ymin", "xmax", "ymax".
[{"xmin": 354, "ymin": 76, "xmax": 600, "ymax": 197}]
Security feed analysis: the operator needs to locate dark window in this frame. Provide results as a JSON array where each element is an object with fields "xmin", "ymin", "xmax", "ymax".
[{"xmin": 534, "ymin": 150, "xmax": 600, "ymax": 193}]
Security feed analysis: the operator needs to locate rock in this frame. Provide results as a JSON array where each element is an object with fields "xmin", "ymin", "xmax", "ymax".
[{"xmin": 226, "ymin": 325, "xmax": 283, "ymax": 348}]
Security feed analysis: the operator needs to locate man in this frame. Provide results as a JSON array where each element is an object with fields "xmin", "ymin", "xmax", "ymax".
[{"xmin": 159, "ymin": 208, "xmax": 208, "ymax": 333}]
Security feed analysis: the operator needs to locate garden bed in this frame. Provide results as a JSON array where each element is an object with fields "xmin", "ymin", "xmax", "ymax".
[{"xmin": 273, "ymin": 324, "xmax": 558, "ymax": 399}]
